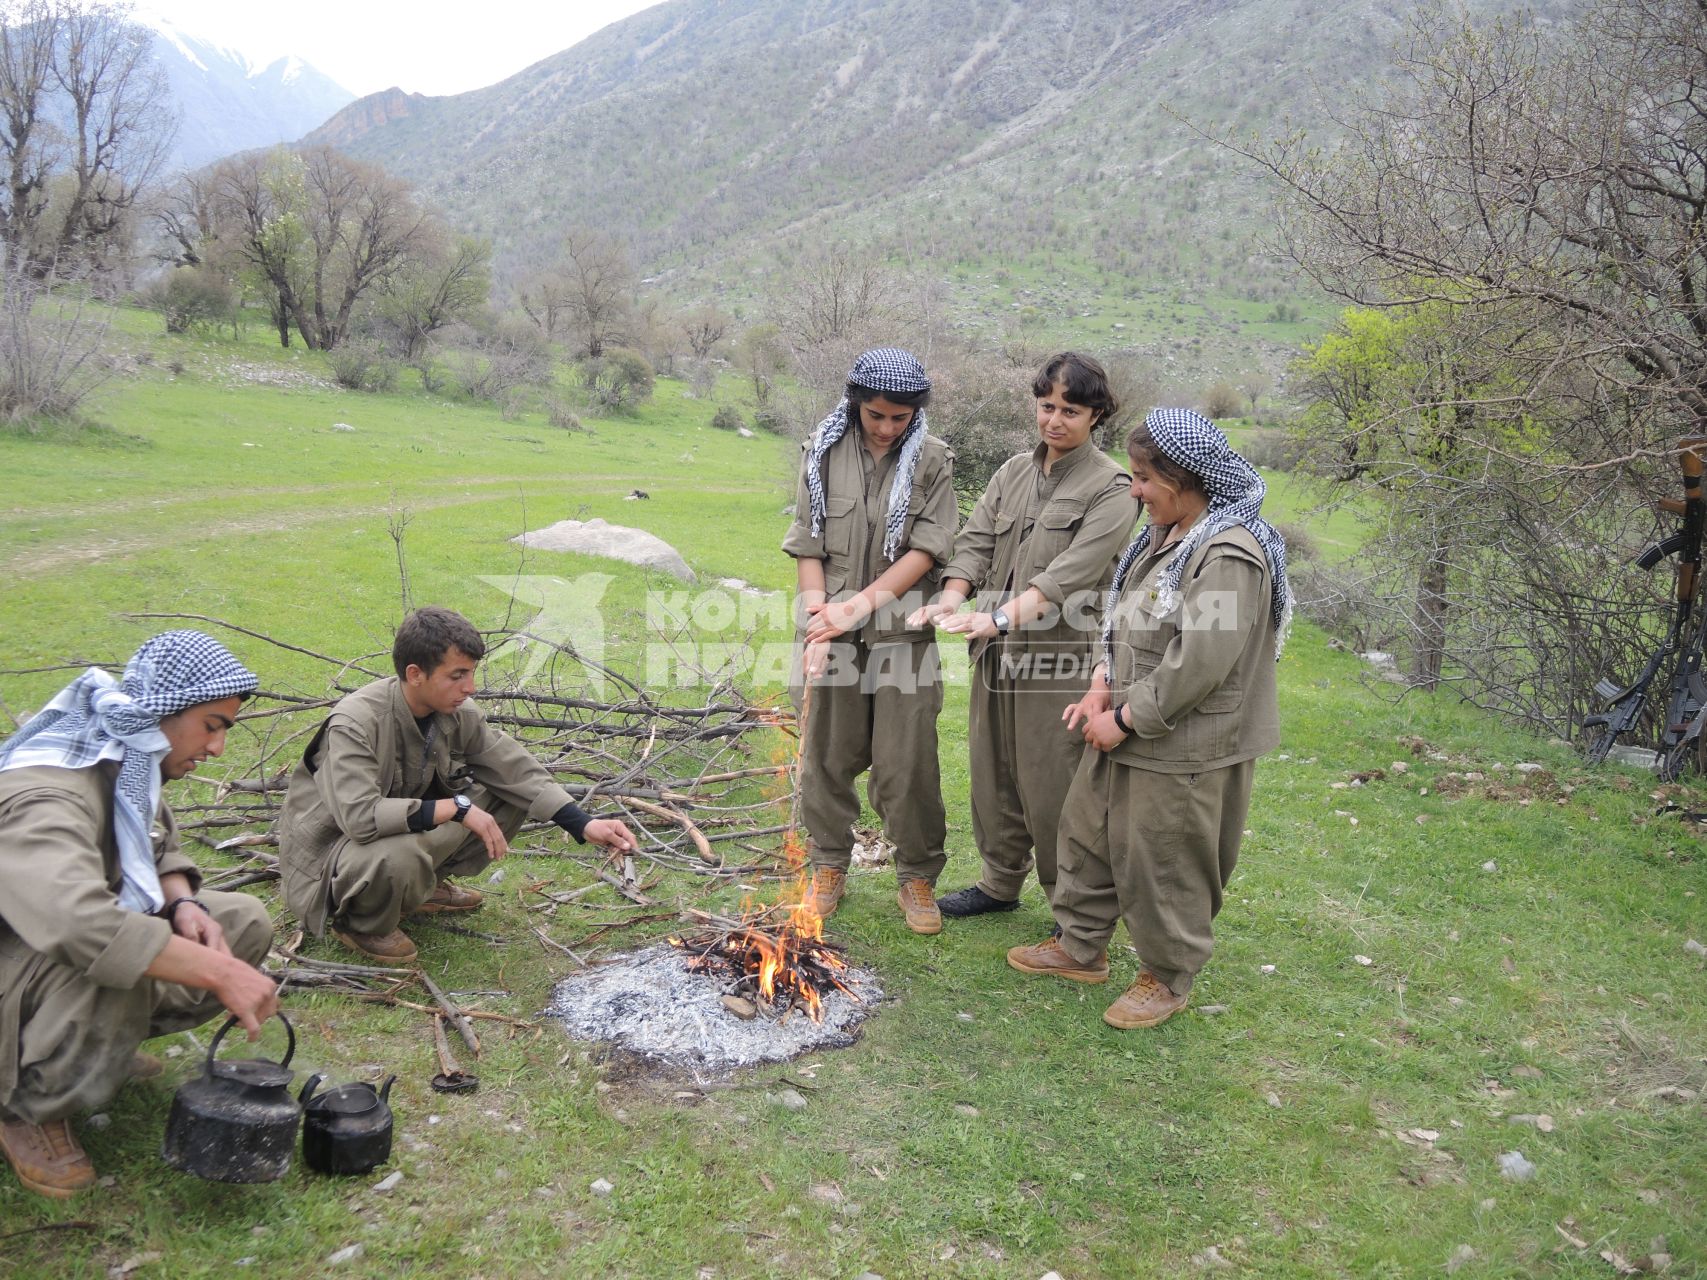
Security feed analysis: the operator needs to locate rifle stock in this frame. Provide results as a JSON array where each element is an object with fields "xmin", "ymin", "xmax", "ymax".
[{"xmin": 1590, "ymin": 433, "xmax": 1707, "ymax": 768}]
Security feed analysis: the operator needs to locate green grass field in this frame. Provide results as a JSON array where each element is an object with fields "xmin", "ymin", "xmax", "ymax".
[{"xmin": 0, "ymin": 313, "xmax": 1702, "ymax": 1279}]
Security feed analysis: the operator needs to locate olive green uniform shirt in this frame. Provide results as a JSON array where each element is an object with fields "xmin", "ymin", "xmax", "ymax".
[
  {"xmin": 0, "ymin": 762, "xmax": 272, "ymax": 1122},
  {"xmin": 781, "ymin": 426, "xmax": 956, "ymax": 879},
  {"xmin": 939, "ymin": 440, "xmax": 1138, "ymax": 900},
  {"xmin": 278, "ymin": 677, "xmax": 578, "ymax": 934}
]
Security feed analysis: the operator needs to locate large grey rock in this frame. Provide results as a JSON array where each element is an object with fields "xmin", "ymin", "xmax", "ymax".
[{"xmin": 512, "ymin": 518, "xmax": 695, "ymax": 582}]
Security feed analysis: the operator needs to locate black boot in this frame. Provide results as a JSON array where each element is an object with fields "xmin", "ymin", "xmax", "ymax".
[{"xmin": 937, "ymin": 885, "xmax": 1020, "ymax": 917}]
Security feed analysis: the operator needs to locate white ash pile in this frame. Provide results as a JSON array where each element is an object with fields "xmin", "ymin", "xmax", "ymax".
[{"xmin": 546, "ymin": 944, "xmax": 881, "ymax": 1073}]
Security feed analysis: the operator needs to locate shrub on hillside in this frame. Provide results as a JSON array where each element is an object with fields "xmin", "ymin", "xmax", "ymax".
[
  {"xmin": 328, "ymin": 342, "xmax": 399, "ymax": 393},
  {"xmin": 0, "ymin": 270, "xmax": 114, "ymax": 424},
  {"xmin": 710, "ymin": 405, "xmax": 744, "ymax": 432},
  {"xmin": 1272, "ymin": 520, "xmax": 1318, "ymax": 563},
  {"xmin": 1243, "ymin": 427, "xmax": 1308, "ymax": 473},
  {"xmin": 580, "ymin": 347, "xmax": 655, "ymax": 414},
  {"xmin": 448, "ymin": 318, "xmax": 554, "ymax": 404},
  {"xmin": 545, "ymin": 394, "xmax": 584, "ymax": 431},
  {"xmin": 1201, "ymin": 379, "xmax": 1243, "ymax": 419},
  {"xmin": 140, "ymin": 267, "xmax": 236, "ymax": 336}
]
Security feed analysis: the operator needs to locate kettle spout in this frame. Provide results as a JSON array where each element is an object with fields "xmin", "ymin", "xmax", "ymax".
[
  {"xmin": 298, "ymin": 1072, "xmax": 325, "ymax": 1106},
  {"xmin": 378, "ymin": 1074, "xmax": 396, "ymax": 1104}
]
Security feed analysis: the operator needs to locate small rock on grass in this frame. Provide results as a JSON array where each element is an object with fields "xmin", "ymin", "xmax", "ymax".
[
  {"xmin": 1197, "ymin": 1004, "xmax": 1228, "ymax": 1015},
  {"xmin": 1482, "ymin": 860, "xmax": 1499, "ymax": 873},
  {"xmin": 590, "ymin": 1177, "xmax": 614, "ymax": 1196},
  {"xmin": 776, "ymin": 1088, "xmax": 808, "ymax": 1111},
  {"xmin": 1040, "ymin": 1272, "xmax": 1066, "ymax": 1280},
  {"xmin": 372, "ymin": 1170, "xmax": 404, "ymax": 1193},
  {"xmin": 1684, "ymin": 938, "xmax": 1707, "ymax": 958},
  {"xmin": 1509, "ymin": 1113, "xmax": 1555, "ymax": 1132},
  {"xmin": 1446, "ymin": 1244, "xmax": 1476, "ymax": 1273},
  {"xmin": 327, "ymin": 1244, "xmax": 364, "ymax": 1264},
  {"xmin": 1497, "ymin": 1150, "xmax": 1536, "ymax": 1181},
  {"xmin": 954, "ymin": 1103, "xmax": 980, "ymax": 1117}
]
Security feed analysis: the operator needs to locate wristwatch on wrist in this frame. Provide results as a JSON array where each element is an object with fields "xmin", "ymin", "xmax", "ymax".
[
  {"xmin": 449, "ymin": 794, "xmax": 473, "ymax": 824},
  {"xmin": 993, "ymin": 608, "xmax": 1011, "ymax": 634}
]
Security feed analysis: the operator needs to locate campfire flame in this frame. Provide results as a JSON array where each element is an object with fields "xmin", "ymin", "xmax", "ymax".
[{"xmin": 669, "ymin": 687, "xmax": 857, "ymax": 1023}]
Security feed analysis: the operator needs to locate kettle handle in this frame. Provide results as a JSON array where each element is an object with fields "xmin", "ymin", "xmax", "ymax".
[
  {"xmin": 206, "ymin": 1011, "xmax": 296, "ymax": 1071},
  {"xmin": 299, "ymin": 1072, "xmax": 325, "ymax": 1106},
  {"xmin": 378, "ymin": 1074, "xmax": 396, "ymax": 1103}
]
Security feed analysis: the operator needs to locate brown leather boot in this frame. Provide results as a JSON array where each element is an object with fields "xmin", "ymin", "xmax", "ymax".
[
  {"xmin": 801, "ymin": 867, "xmax": 847, "ymax": 920},
  {"xmin": 412, "ymin": 880, "xmax": 484, "ymax": 914},
  {"xmin": 1103, "ymin": 971, "xmax": 1189, "ymax": 1029},
  {"xmin": 332, "ymin": 926, "xmax": 419, "ymax": 967},
  {"xmin": 1006, "ymin": 936, "xmax": 1110, "ymax": 984},
  {"xmin": 0, "ymin": 1116, "xmax": 95, "ymax": 1198},
  {"xmin": 896, "ymin": 879, "xmax": 942, "ymax": 935}
]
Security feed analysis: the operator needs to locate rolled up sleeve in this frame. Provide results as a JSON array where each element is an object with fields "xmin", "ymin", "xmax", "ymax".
[
  {"xmin": 781, "ymin": 445, "xmax": 825, "ymax": 560},
  {"xmin": 942, "ymin": 483, "xmax": 1000, "ymax": 586},
  {"xmin": 901, "ymin": 448, "xmax": 957, "ymax": 566},
  {"xmin": 1124, "ymin": 554, "xmax": 1264, "ymax": 739},
  {"xmin": 0, "ymin": 788, "xmax": 173, "ymax": 988}
]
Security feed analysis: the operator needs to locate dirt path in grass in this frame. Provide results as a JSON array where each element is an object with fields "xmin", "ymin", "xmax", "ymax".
[{"xmin": 2, "ymin": 479, "xmax": 766, "ymax": 578}]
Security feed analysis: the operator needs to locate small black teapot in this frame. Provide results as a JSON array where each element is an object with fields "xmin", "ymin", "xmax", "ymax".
[
  {"xmin": 162, "ymin": 1013, "xmax": 300, "ymax": 1183},
  {"xmin": 299, "ymin": 1073, "xmax": 396, "ymax": 1175}
]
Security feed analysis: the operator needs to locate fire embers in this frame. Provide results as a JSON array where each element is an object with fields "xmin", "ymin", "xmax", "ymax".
[{"xmin": 670, "ymin": 902, "xmax": 856, "ymax": 1024}]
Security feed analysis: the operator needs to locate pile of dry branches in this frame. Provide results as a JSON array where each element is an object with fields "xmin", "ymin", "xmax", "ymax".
[{"xmin": 115, "ymin": 613, "xmax": 800, "ymax": 896}]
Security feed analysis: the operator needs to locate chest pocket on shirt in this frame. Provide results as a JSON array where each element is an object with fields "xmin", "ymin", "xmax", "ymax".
[
  {"xmin": 823, "ymin": 496, "xmax": 857, "ymax": 557},
  {"xmin": 1031, "ymin": 498, "xmax": 1086, "ymax": 562}
]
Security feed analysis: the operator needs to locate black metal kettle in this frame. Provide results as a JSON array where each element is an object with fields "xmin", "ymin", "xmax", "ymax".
[
  {"xmin": 161, "ymin": 1013, "xmax": 301, "ymax": 1183},
  {"xmin": 299, "ymin": 1072, "xmax": 396, "ymax": 1175}
]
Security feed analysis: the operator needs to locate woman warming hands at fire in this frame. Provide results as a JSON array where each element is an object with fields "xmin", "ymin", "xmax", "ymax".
[
  {"xmin": 1008, "ymin": 408, "xmax": 1290, "ymax": 1030},
  {"xmin": 780, "ymin": 348, "xmax": 958, "ymax": 936}
]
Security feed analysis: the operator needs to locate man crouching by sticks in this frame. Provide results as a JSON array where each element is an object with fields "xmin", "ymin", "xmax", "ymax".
[
  {"xmin": 0, "ymin": 631, "xmax": 279, "ymax": 1199},
  {"xmin": 278, "ymin": 606, "xmax": 637, "ymax": 967}
]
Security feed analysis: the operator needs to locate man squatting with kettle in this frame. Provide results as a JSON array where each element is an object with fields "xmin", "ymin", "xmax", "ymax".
[{"xmin": 0, "ymin": 631, "xmax": 279, "ymax": 1198}]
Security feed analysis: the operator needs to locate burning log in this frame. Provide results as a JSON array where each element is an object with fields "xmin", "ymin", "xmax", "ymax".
[{"xmin": 670, "ymin": 905, "xmax": 859, "ymax": 1024}]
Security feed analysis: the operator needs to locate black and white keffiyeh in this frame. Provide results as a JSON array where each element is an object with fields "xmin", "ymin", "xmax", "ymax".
[
  {"xmin": 804, "ymin": 347, "xmax": 931, "ymax": 562},
  {"xmin": 0, "ymin": 630, "xmax": 258, "ymax": 913},
  {"xmin": 1102, "ymin": 407, "xmax": 1293, "ymax": 665}
]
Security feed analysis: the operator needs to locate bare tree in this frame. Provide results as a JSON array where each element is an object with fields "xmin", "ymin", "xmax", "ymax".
[
  {"xmin": 769, "ymin": 241, "xmax": 895, "ymax": 359},
  {"xmin": 375, "ymin": 233, "xmax": 490, "ymax": 360},
  {"xmin": 0, "ymin": 1, "xmax": 172, "ymax": 277},
  {"xmin": 681, "ymin": 303, "xmax": 729, "ymax": 361},
  {"xmin": 1216, "ymin": 0, "xmax": 1707, "ymax": 735},
  {"xmin": 518, "ymin": 227, "xmax": 633, "ymax": 358}
]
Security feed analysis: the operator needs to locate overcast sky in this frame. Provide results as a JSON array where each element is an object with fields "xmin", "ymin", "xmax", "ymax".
[{"xmin": 139, "ymin": 1, "xmax": 665, "ymax": 98}]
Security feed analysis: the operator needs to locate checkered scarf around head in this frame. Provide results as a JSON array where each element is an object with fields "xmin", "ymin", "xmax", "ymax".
[
  {"xmin": 1102, "ymin": 408, "xmax": 1293, "ymax": 667},
  {"xmin": 804, "ymin": 347, "xmax": 932, "ymax": 562},
  {"xmin": 0, "ymin": 630, "xmax": 258, "ymax": 913}
]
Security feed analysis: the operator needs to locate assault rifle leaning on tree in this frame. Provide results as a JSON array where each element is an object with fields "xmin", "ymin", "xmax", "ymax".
[{"xmin": 1584, "ymin": 437, "xmax": 1707, "ymax": 776}]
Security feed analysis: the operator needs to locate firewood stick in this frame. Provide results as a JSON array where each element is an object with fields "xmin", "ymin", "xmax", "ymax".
[
  {"xmin": 432, "ymin": 1013, "xmax": 463, "ymax": 1077},
  {"xmin": 620, "ymin": 796, "xmax": 719, "ymax": 864},
  {"xmin": 418, "ymin": 970, "xmax": 481, "ymax": 1058},
  {"xmin": 597, "ymin": 869, "xmax": 653, "ymax": 905},
  {"xmin": 532, "ymin": 926, "xmax": 588, "ymax": 966}
]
